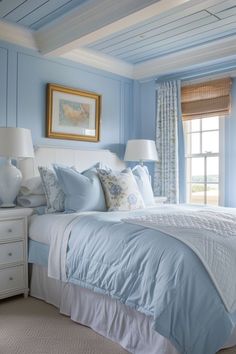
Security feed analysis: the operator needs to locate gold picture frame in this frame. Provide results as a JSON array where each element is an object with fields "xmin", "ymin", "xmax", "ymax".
[{"xmin": 46, "ymin": 83, "xmax": 101, "ymax": 142}]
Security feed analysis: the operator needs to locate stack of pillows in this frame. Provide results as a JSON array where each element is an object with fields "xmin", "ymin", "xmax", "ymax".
[{"xmin": 17, "ymin": 163, "xmax": 155, "ymax": 213}]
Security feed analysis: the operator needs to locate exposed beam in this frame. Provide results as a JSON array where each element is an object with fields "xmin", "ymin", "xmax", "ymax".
[
  {"xmin": 35, "ymin": 0, "xmax": 194, "ymax": 56},
  {"xmin": 0, "ymin": 20, "xmax": 36, "ymax": 50}
]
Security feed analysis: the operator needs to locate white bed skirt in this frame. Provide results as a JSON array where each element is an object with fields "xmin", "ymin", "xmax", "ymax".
[
  {"xmin": 30, "ymin": 264, "xmax": 178, "ymax": 354},
  {"xmin": 30, "ymin": 264, "xmax": 236, "ymax": 353}
]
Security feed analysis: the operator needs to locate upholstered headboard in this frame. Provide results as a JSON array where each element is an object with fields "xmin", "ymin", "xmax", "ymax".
[{"xmin": 19, "ymin": 145, "xmax": 125, "ymax": 181}]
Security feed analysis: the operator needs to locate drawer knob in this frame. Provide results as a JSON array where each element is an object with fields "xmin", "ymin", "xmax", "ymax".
[
  {"xmin": 8, "ymin": 252, "xmax": 12, "ymax": 257},
  {"xmin": 9, "ymin": 277, "xmax": 13, "ymax": 281},
  {"xmin": 8, "ymin": 228, "xmax": 12, "ymax": 233}
]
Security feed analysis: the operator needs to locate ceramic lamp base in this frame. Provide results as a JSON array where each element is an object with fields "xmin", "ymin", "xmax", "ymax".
[{"xmin": 0, "ymin": 159, "xmax": 22, "ymax": 207}]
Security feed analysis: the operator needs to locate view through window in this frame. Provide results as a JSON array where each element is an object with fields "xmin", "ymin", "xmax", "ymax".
[{"xmin": 183, "ymin": 116, "xmax": 220, "ymax": 206}]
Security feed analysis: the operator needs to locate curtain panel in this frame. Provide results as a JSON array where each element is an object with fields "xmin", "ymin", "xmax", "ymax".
[{"xmin": 154, "ymin": 80, "xmax": 185, "ymax": 203}]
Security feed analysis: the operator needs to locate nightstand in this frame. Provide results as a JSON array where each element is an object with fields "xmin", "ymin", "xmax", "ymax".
[
  {"xmin": 154, "ymin": 196, "xmax": 167, "ymax": 204},
  {"xmin": 0, "ymin": 208, "xmax": 32, "ymax": 300}
]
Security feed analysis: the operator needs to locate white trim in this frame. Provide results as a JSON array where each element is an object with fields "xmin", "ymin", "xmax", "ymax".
[
  {"xmin": 61, "ymin": 48, "xmax": 134, "ymax": 78},
  {"xmin": 133, "ymin": 35, "xmax": 236, "ymax": 80},
  {"xmin": 219, "ymin": 118, "xmax": 225, "ymax": 206},
  {"xmin": 0, "ymin": 20, "xmax": 37, "ymax": 50}
]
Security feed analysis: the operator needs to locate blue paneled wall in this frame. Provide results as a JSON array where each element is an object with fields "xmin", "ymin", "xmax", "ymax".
[
  {"xmin": 1, "ymin": 39, "xmax": 236, "ymax": 206},
  {"xmin": 0, "ymin": 41, "xmax": 133, "ymax": 158}
]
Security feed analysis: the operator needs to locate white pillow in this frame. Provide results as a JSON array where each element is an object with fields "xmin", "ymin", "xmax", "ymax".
[
  {"xmin": 97, "ymin": 168, "xmax": 145, "ymax": 211},
  {"xmin": 38, "ymin": 166, "xmax": 65, "ymax": 213},
  {"xmin": 17, "ymin": 195, "xmax": 47, "ymax": 208},
  {"xmin": 20, "ymin": 177, "xmax": 44, "ymax": 196},
  {"xmin": 132, "ymin": 165, "xmax": 155, "ymax": 206}
]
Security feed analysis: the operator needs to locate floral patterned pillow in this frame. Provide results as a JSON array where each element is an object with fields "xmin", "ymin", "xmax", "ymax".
[
  {"xmin": 97, "ymin": 168, "xmax": 145, "ymax": 211},
  {"xmin": 38, "ymin": 166, "xmax": 65, "ymax": 213}
]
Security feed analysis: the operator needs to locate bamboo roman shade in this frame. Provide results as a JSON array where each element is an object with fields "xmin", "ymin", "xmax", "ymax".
[{"xmin": 181, "ymin": 78, "xmax": 232, "ymax": 120}]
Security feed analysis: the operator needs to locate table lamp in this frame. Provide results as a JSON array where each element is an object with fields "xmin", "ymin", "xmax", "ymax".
[
  {"xmin": 124, "ymin": 139, "xmax": 158, "ymax": 165},
  {"xmin": 0, "ymin": 127, "xmax": 34, "ymax": 207}
]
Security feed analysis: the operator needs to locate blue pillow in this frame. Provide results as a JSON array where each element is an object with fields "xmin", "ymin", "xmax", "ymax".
[
  {"xmin": 53, "ymin": 164, "xmax": 106, "ymax": 212},
  {"xmin": 132, "ymin": 165, "xmax": 155, "ymax": 206}
]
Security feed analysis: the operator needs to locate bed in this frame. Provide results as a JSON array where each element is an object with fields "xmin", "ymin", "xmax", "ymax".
[{"xmin": 20, "ymin": 146, "xmax": 236, "ymax": 354}]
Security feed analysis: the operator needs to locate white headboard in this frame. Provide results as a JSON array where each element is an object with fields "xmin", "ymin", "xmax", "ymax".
[{"xmin": 19, "ymin": 145, "xmax": 126, "ymax": 180}]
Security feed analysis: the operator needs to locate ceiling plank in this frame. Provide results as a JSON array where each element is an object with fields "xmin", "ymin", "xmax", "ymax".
[
  {"xmin": 18, "ymin": 0, "xmax": 85, "ymax": 29},
  {"xmin": 119, "ymin": 14, "xmax": 236, "ymax": 62},
  {"xmin": 207, "ymin": 0, "xmax": 236, "ymax": 14},
  {"xmin": 102, "ymin": 14, "xmax": 216, "ymax": 56},
  {"xmin": 0, "ymin": 0, "xmax": 26, "ymax": 17},
  {"xmin": 35, "ymin": 0, "xmax": 194, "ymax": 55},
  {"xmin": 91, "ymin": 11, "xmax": 210, "ymax": 52},
  {"xmin": 4, "ymin": 0, "xmax": 48, "ymax": 22}
]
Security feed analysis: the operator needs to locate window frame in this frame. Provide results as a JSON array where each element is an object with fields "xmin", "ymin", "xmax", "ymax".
[{"xmin": 184, "ymin": 116, "xmax": 225, "ymax": 206}]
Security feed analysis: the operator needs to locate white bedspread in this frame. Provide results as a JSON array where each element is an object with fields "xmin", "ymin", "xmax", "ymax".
[{"xmin": 124, "ymin": 210, "xmax": 236, "ymax": 313}]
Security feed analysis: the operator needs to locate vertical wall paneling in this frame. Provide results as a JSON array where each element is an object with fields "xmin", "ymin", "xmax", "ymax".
[
  {"xmin": 7, "ymin": 48, "xmax": 17, "ymax": 127},
  {"xmin": 124, "ymin": 81, "xmax": 133, "ymax": 142},
  {"xmin": 132, "ymin": 81, "xmax": 141, "ymax": 138},
  {"xmin": 0, "ymin": 48, "xmax": 8, "ymax": 127},
  {"xmin": 224, "ymin": 79, "xmax": 236, "ymax": 207},
  {"xmin": 139, "ymin": 79, "xmax": 156, "ymax": 140},
  {"xmin": 0, "ymin": 42, "xmax": 132, "ymax": 158},
  {"xmin": 119, "ymin": 81, "xmax": 125, "ymax": 158}
]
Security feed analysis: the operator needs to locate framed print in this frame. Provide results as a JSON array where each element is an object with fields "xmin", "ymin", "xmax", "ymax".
[{"xmin": 46, "ymin": 83, "xmax": 101, "ymax": 142}]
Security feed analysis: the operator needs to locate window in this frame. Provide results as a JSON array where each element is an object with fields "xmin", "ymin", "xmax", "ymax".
[
  {"xmin": 181, "ymin": 77, "xmax": 231, "ymax": 206},
  {"xmin": 183, "ymin": 116, "xmax": 223, "ymax": 206}
]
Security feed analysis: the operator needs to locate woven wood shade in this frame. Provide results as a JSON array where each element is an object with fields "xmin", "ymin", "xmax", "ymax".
[{"xmin": 181, "ymin": 78, "xmax": 232, "ymax": 120}]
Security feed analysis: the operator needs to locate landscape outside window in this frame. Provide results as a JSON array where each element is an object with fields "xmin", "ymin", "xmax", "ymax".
[{"xmin": 184, "ymin": 116, "xmax": 220, "ymax": 206}]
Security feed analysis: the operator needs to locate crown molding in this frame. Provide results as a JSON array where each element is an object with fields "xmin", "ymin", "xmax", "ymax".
[
  {"xmin": 0, "ymin": 20, "xmax": 37, "ymax": 50},
  {"xmin": 133, "ymin": 35, "xmax": 236, "ymax": 80},
  {"xmin": 61, "ymin": 48, "xmax": 134, "ymax": 79}
]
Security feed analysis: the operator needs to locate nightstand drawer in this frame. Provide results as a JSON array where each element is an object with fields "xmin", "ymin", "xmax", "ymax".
[
  {"xmin": 0, "ymin": 219, "xmax": 24, "ymax": 241},
  {"xmin": 0, "ymin": 266, "xmax": 24, "ymax": 293},
  {"xmin": 0, "ymin": 242, "xmax": 24, "ymax": 266}
]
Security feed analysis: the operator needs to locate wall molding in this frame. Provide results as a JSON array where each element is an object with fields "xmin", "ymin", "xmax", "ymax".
[
  {"xmin": 61, "ymin": 48, "xmax": 133, "ymax": 79},
  {"xmin": 133, "ymin": 34, "xmax": 236, "ymax": 80}
]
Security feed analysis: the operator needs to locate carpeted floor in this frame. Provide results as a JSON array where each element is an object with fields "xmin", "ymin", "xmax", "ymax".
[{"xmin": 0, "ymin": 296, "xmax": 235, "ymax": 354}]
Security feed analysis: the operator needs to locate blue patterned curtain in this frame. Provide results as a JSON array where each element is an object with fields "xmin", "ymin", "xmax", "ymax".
[{"xmin": 154, "ymin": 80, "xmax": 185, "ymax": 203}]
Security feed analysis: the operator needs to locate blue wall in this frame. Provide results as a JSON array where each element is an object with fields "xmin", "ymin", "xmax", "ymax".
[
  {"xmin": 2, "ymin": 39, "xmax": 236, "ymax": 206},
  {"xmin": 0, "ymin": 41, "xmax": 133, "ymax": 159}
]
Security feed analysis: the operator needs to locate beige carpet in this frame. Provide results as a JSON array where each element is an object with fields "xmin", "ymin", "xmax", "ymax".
[{"xmin": 0, "ymin": 296, "xmax": 235, "ymax": 354}]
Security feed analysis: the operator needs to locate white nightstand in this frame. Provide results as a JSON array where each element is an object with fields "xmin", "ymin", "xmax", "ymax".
[
  {"xmin": 154, "ymin": 196, "xmax": 167, "ymax": 204},
  {"xmin": 0, "ymin": 208, "xmax": 32, "ymax": 300}
]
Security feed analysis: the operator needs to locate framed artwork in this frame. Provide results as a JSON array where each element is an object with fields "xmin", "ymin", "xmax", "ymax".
[{"xmin": 46, "ymin": 83, "xmax": 101, "ymax": 142}]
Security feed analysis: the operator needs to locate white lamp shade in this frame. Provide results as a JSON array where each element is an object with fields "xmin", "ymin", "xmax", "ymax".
[
  {"xmin": 124, "ymin": 139, "xmax": 158, "ymax": 162},
  {"xmin": 0, "ymin": 127, "xmax": 34, "ymax": 158}
]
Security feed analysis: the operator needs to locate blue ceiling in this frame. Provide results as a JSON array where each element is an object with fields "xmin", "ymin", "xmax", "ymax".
[
  {"xmin": 0, "ymin": 0, "xmax": 87, "ymax": 30},
  {"xmin": 1, "ymin": 0, "xmax": 236, "ymax": 68},
  {"xmin": 87, "ymin": 0, "xmax": 236, "ymax": 64}
]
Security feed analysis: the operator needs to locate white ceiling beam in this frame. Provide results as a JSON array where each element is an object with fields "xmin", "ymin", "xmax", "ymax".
[
  {"xmin": 35, "ymin": 0, "xmax": 195, "ymax": 56},
  {"xmin": 0, "ymin": 19, "xmax": 37, "ymax": 50},
  {"xmin": 133, "ymin": 35, "xmax": 236, "ymax": 80}
]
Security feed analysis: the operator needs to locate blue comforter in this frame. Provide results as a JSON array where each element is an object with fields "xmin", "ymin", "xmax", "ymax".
[{"xmin": 66, "ymin": 208, "xmax": 235, "ymax": 354}]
